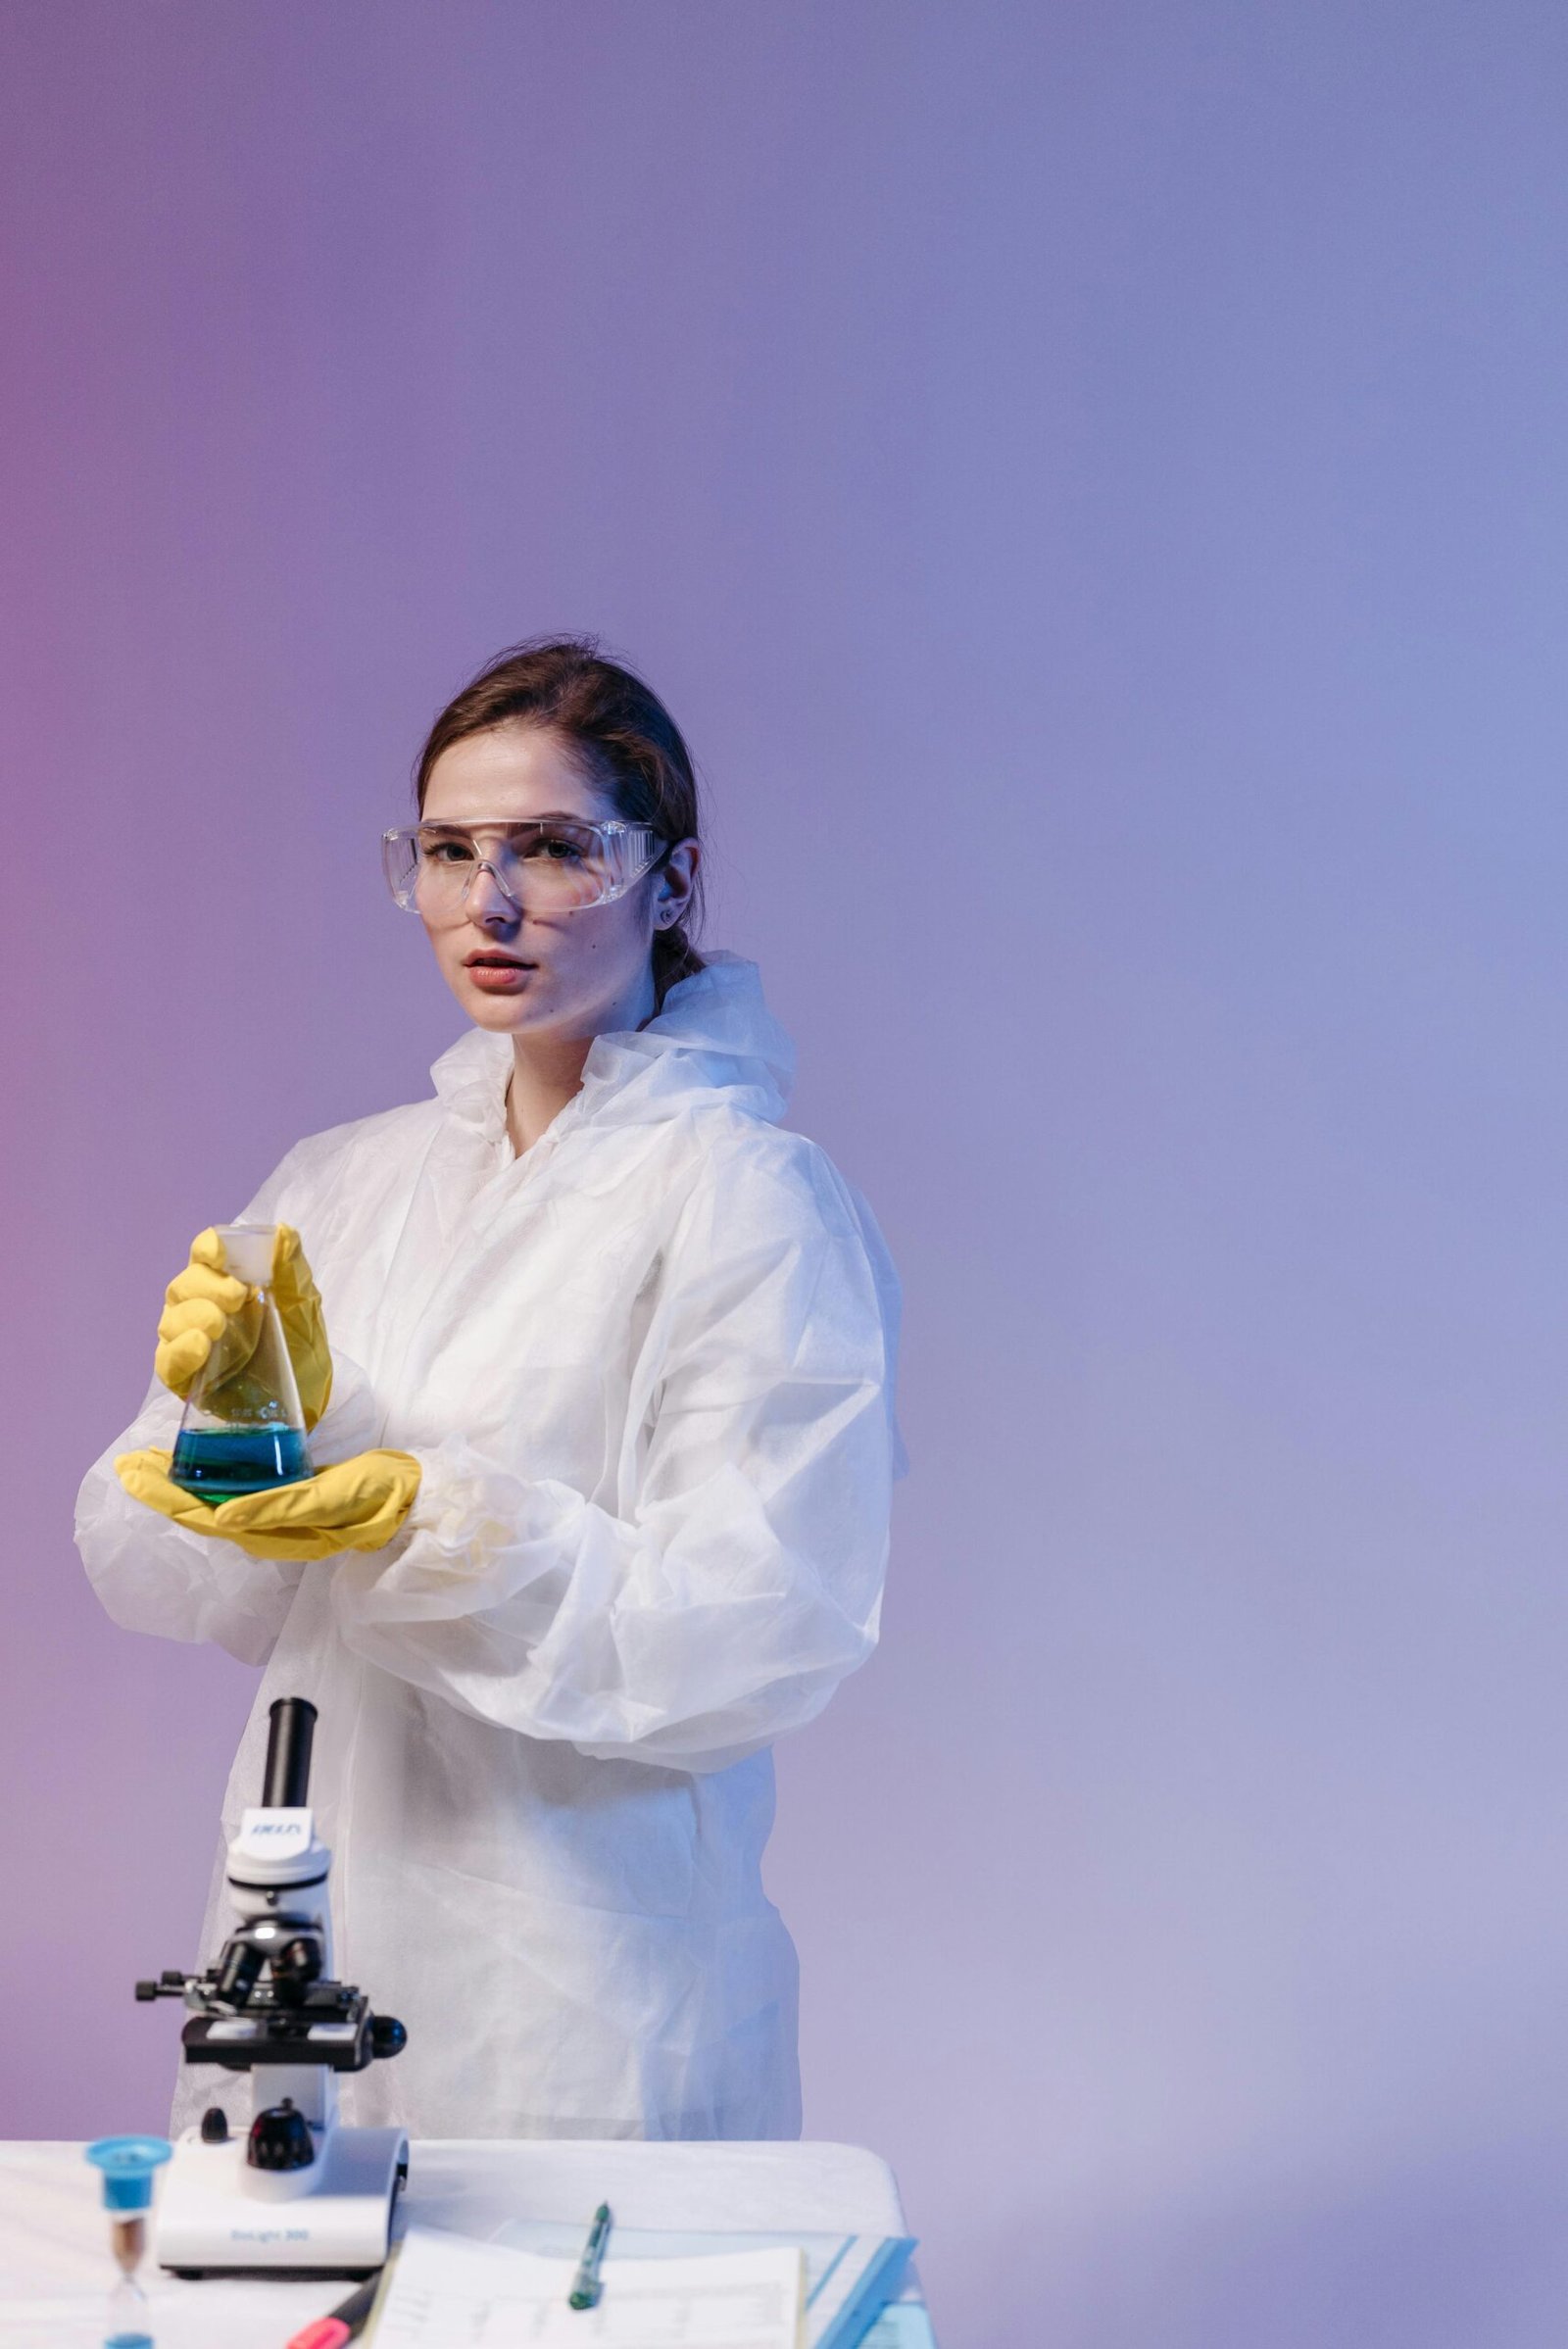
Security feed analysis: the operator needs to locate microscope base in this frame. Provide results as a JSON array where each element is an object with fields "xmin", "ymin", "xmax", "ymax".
[{"xmin": 155, "ymin": 2123, "xmax": 409, "ymax": 2276}]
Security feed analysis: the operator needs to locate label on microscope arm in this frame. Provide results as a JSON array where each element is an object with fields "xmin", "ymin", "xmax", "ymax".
[
  {"xmin": 228, "ymin": 1808, "xmax": 330, "ymax": 1884},
  {"xmin": 234, "ymin": 1806, "xmax": 313, "ymax": 1852}
]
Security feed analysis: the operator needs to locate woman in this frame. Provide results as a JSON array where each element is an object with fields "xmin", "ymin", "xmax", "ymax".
[{"xmin": 75, "ymin": 637, "xmax": 901, "ymax": 2143}]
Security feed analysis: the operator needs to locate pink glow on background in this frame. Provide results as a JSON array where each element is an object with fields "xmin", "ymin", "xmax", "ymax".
[{"xmin": 5, "ymin": 6, "xmax": 1568, "ymax": 2341}]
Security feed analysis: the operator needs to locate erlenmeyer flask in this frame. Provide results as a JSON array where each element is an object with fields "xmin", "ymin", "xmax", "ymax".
[{"xmin": 169, "ymin": 1223, "xmax": 314, "ymax": 1500}]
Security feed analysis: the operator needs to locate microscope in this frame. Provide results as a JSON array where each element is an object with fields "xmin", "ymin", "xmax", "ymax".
[{"xmin": 135, "ymin": 1696, "xmax": 410, "ymax": 2276}]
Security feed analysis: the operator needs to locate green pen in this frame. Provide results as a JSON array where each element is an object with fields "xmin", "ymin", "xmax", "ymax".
[{"xmin": 568, "ymin": 2202, "xmax": 612, "ymax": 2310}]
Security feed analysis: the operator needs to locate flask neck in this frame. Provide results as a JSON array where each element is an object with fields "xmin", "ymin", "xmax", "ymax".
[{"xmin": 218, "ymin": 1224, "xmax": 276, "ymax": 1287}]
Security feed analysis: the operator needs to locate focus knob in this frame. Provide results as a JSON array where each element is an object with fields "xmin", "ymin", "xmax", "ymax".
[
  {"xmin": 369, "ymin": 2014, "xmax": 408, "ymax": 2060},
  {"xmin": 247, "ymin": 2098, "xmax": 315, "ymax": 2172}
]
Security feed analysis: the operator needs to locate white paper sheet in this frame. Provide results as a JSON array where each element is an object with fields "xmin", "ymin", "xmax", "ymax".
[
  {"xmin": 472, "ymin": 2220, "xmax": 915, "ymax": 2349},
  {"xmin": 372, "ymin": 2226, "xmax": 804, "ymax": 2348}
]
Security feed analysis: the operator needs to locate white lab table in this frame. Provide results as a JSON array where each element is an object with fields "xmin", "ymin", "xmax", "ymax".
[{"xmin": 0, "ymin": 2138, "xmax": 924, "ymax": 2346}]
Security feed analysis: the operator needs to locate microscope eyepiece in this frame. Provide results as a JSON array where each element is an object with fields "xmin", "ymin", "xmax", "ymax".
[{"xmin": 261, "ymin": 1697, "xmax": 318, "ymax": 1809}]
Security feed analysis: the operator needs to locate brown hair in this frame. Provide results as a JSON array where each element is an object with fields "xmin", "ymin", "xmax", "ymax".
[{"xmin": 414, "ymin": 636, "xmax": 706, "ymax": 1006}]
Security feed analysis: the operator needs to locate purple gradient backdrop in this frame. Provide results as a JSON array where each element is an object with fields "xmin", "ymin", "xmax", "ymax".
[{"xmin": 5, "ymin": 5, "xmax": 1568, "ymax": 2341}]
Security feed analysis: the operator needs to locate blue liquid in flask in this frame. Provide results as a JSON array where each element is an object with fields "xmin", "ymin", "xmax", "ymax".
[{"xmin": 170, "ymin": 1426, "xmax": 312, "ymax": 1501}]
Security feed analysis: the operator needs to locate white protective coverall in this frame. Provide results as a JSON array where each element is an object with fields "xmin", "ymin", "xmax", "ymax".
[{"xmin": 74, "ymin": 954, "xmax": 902, "ymax": 2141}]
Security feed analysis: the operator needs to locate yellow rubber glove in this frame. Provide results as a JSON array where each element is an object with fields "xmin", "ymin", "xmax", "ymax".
[
  {"xmin": 113, "ymin": 1447, "xmax": 421, "ymax": 1562},
  {"xmin": 155, "ymin": 1224, "xmax": 333, "ymax": 1433}
]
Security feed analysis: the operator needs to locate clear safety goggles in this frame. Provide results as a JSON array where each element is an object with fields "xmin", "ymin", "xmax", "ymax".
[{"xmin": 381, "ymin": 817, "xmax": 664, "ymax": 916}]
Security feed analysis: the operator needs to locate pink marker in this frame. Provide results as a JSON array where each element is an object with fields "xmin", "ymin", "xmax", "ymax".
[{"xmin": 286, "ymin": 2275, "xmax": 379, "ymax": 2349}]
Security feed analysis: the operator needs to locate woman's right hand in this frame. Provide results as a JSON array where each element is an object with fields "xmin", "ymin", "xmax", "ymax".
[{"xmin": 155, "ymin": 1224, "xmax": 334, "ymax": 1432}]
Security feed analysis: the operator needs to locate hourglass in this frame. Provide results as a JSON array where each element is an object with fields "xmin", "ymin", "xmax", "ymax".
[{"xmin": 83, "ymin": 2136, "xmax": 172, "ymax": 2347}]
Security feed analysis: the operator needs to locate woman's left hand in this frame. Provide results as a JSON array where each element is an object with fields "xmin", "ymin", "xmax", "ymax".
[
  {"xmin": 114, "ymin": 1447, "xmax": 421, "ymax": 1561},
  {"xmin": 155, "ymin": 1223, "xmax": 335, "ymax": 1433}
]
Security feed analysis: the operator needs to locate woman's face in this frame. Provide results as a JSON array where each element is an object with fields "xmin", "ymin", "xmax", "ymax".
[{"xmin": 418, "ymin": 722, "xmax": 696, "ymax": 1046}]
